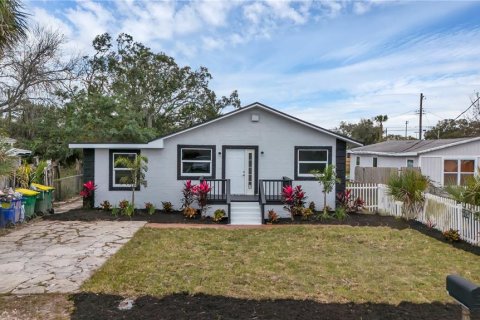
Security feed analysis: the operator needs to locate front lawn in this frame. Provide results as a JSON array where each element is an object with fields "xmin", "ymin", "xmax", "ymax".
[{"xmin": 83, "ymin": 225, "xmax": 480, "ymax": 305}]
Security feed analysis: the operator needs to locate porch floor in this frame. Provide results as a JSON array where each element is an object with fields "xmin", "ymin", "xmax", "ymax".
[{"xmin": 230, "ymin": 195, "xmax": 258, "ymax": 202}]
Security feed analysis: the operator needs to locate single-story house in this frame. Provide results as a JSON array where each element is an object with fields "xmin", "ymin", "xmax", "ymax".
[
  {"xmin": 349, "ymin": 137, "xmax": 480, "ymax": 186},
  {"xmin": 69, "ymin": 102, "xmax": 361, "ymax": 224}
]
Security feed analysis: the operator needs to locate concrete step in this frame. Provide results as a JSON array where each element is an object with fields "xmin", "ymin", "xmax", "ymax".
[{"xmin": 230, "ymin": 202, "xmax": 262, "ymax": 225}]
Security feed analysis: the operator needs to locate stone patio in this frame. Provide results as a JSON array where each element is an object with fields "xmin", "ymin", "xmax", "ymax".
[{"xmin": 0, "ymin": 220, "xmax": 145, "ymax": 294}]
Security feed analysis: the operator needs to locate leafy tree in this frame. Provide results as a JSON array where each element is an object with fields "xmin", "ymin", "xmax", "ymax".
[
  {"xmin": 0, "ymin": 0, "xmax": 27, "ymax": 53},
  {"xmin": 424, "ymin": 119, "xmax": 480, "ymax": 139},
  {"xmin": 312, "ymin": 164, "xmax": 340, "ymax": 216},
  {"xmin": 337, "ymin": 119, "xmax": 380, "ymax": 145},
  {"xmin": 114, "ymin": 154, "xmax": 148, "ymax": 208}
]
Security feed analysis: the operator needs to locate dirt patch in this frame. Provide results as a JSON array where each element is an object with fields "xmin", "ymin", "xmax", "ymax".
[
  {"xmin": 70, "ymin": 292, "xmax": 480, "ymax": 320},
  {"xmin": 42, "ymin": 209, "xmax": 228, "ymax": 224},
  {"xmin": 0, "ymin": 294, "xmax": 73, "ymax": 320}
]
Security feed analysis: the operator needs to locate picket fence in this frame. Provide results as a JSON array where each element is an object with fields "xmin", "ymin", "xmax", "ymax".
[{"xmin": 347, "ymin": 183, "xmax": 480, "ymax": 246}]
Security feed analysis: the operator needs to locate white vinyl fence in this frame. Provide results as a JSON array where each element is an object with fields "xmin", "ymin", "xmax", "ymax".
[{"xmin": 348, "ymin": 183, "xmax": 480, "ymax": 246}]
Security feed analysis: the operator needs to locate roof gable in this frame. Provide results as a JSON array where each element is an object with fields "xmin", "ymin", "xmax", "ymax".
[{"xmin": 150, "ymin": 102, "xmax": 362, "ymax": 146}]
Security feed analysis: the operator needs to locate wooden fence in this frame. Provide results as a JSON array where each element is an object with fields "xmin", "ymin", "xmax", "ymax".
[
  {"xmin": 353, "ymin": 166, "xmax": 421, "ymax": 184},
  {"xmin": 352, "ymin": 183, "xmax": 480, "ymax": 246},
  {"xmin": 52, "ymin": 174, "xmax": 83, "ymax": 201}
]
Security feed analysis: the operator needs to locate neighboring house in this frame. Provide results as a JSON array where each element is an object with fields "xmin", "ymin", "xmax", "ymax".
[
  {"xmin": 69, "ymin": 102, "xmax": 361, "ymax": 224},
  {"xmin": 349, "ymin": 138, "xmax": 480, "ymax": 186}
]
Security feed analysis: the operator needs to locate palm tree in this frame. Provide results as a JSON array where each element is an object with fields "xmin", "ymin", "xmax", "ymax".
[
  {"xmin": 114, "ymin": 154, "xmax": 148, "ymax": 208},
  {"xmin": 0, "ymin": 0, "xmax": 28, "ymax": 53},
  {"xmin": 374, "ymin": 115, "xmax": 388, "ymax": 141}
]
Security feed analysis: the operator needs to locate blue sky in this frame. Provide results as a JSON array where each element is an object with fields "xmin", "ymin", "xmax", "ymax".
[{"xmin": 28, "ymin": 0, "xmax": 480, "ymax": 136}]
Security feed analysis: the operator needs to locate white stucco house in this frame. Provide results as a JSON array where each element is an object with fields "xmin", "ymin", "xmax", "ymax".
[
  {"xmin": 69, "ymin": 102, "xmax": 361, "ymax": 224},
  {"xmin": 349, "ymin": 137, "xmax": 480, "ymax": 186}
]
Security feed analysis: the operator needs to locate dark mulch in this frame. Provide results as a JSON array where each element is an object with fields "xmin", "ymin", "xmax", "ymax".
[
  {"xmin": 42, "ymin": 209, "xmax": 228, "ymax": 224},
  {"xmin": 70, "ymin": 292, "xmax": 480, "ymax": 320}
]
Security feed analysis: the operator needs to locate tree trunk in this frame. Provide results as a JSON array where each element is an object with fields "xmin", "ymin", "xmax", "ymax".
[
  {"xmin": 131, "ymin": 187, "xmax": 135, "ymax": 209},
  {"xmin": 323, "ymin": 191, "xmax": 327, "ymax": 214}
]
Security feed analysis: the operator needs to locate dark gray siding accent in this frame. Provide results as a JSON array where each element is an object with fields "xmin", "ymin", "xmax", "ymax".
[
  {"xmin": 335, "ymin": 139, "xmax": 347, "ymax": 196},
  {"xmin": 83, "ymin": 149, "xmax": 95, "ymax": 184}
]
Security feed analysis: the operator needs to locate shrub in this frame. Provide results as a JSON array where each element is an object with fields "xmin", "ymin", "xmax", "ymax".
[
  {"xmin": 213, "ymin": 209, "xmax": 225, "ymax": 222},
  {"xmin": 80, "ymin": 180, "xmax": 97, "ymax": 209},
  {"xmin": 446, "ymin": 170, "xmax": 480, "ymax": 206},
  {"xmin": 162, "ymin": 201, "xmax": 173, "ymax": 213},
  {"xmin": 334, "ymin": 207, "xmax": 348, "ymax": 221},
  {"xmin": 301, "ymin": 207, "xmax": 313, "ymax": 220},
  {"xmin": 193, "ymin": 180, "xmax": 211, "ymax": 216},
  {"xmin": 268, "ymin": 209, "xmax": 279, "ymax": 223},
  {"xmin": 100, "ymin": 200, "xmax": 112, "ymax": 211},
  {"xmin": 282, "ymin": 185, "xmax": 307, "ymax": 221},
  {"xmin": 183, "ymin": 206, "xmax": 197, "ymax": 219},
  {"xmin": 119, "ymin": 200, "xmax": 129, "ymax": 210},
  {"xmin": 181, "ymin": 180, "xmax": 196, "ymax": 209},
  {"xmin": 336, "ymin": 190, "xmax": 365, "ymax": 213},
  {"xmin": 387, "ymin": 170, "xmax": 430, "ymax": 219},
  {"xmin": 112, "ymin": 206, "xmax": 119, "ymax": 217},
  {"xmin": 308, "ymin": 201, "xmax": 316, "ymax": 212},
  {"xmin": 123, "ymin": 203, "xmax": 135, "ymax": 218},
  {"xmin": 145, "ymin": 202, "xmax": 155, "ymax": 215},
  {"xmin": 443, "ymin": 229, "xmax": 460, "ymax": 242}
]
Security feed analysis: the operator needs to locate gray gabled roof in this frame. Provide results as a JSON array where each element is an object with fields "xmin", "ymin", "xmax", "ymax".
[{"xmin": 349, "ymin": 137, "xmax": 480, "ymax": 156}]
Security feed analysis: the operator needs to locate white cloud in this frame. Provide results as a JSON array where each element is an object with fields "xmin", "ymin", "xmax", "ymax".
[{"xmin": 202, "ymin": 36, "xmax": 224, "ymax": 51}]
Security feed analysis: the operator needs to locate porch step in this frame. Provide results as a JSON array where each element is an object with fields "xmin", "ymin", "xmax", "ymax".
[{"xmin": 230, "ymin": 202, "xmax": 262, "ymax": 225}]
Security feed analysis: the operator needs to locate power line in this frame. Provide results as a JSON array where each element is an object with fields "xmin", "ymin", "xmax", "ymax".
[{"xmin": 454, "ymin": 94, "xmax": 480, "ymax": 120}]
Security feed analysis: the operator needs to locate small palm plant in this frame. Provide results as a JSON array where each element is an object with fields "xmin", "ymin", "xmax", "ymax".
[
  {"xmin": 312, "ymin": 164, "xmax": 340, "ymax": 216},
  {"xmin": 114, "ymin": 154, "xmax": 148, "ymax": 209},
  {"xmin": 387, "ymin": 170, "xmax": 429, "ymax": 219},
  {"xmin": 446, "ymin": 169, "xmax": 480, "ymax": 206}
]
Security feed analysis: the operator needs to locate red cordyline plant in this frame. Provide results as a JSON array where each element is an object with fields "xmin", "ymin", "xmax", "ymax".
[
  {"xmin": 282, "ymin": 185, "xmax": 306, "ymax": 220},
  {"xmin": 193, "ymin": 180, "xmax": 212, "ymax": 216},
  {"xmin": 80, "ymin": 180, "xmax": 96, "ymax": 208},
  {"xmin": 182, "ymin": 180, "xmax": 196, "ymax": 209}
]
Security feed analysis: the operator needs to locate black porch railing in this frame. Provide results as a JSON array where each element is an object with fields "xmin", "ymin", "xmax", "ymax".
[
  {"xmin": 201, "ymin": 178, "xmax": 231, "ymax": 223},
  {"xmin": 258, "ymin": 177, "xmax": 292, "ymax": 224}
]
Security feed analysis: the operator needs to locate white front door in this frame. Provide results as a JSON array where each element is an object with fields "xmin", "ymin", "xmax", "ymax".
[{"xmin": 225, "ymin": 149, "xmax": 255, "ymax": 195}]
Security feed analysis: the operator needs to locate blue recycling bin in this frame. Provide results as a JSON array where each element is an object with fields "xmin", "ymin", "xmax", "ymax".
[{"xmin": 2, "ymin": 207, "xmax": 15, "ymax": 226}]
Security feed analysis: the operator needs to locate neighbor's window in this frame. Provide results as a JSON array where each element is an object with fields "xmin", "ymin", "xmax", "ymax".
[
  {"xmin": 112, "ymin": 152, "xmax": 137, "ymax": 187},
  {"xmin": 356, "ymin": 156, "xmax": 360, "ymax": 166},
  {"xmin": 297, "ymin": 149, "xmax": 329, "ymax": 177},
  {"xmin": 181, "ymin": 148, "xmax": 212, "ymax": 176},
  {"xmin": 444, "ymin": 159, "xmax": 475, "ymax": 186},
  {"xmin": 373, "ymin": 157, "xmax": 378, "ymax": 167},
  {"xmin": 406, "ymin": 159, "xmax": 414, "ymax": 168}
]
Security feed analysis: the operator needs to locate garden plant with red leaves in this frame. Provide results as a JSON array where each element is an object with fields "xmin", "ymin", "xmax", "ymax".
[
  {"xmin": 336, "ymin": 189, "xmax": 365, "ymax": 213},
  {"xmin": 282, "ymin": 185, "xmax": 307, "ymax": 220},
  {"xmin": 80, "ymin": 180, "xmax": 97, "ymax": 208},
  {"xmin": 193, "ymin": 180, "xmax": 212, "ymax": 217}
]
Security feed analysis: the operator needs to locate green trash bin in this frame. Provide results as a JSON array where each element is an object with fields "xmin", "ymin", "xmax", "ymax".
[
  {"xmin": 15, "ymin": 189, "xmax": 39, "ymax": 219},
  {"xmin": 31, "ymin": 183, "xmax": 55, "ymax": 214}
]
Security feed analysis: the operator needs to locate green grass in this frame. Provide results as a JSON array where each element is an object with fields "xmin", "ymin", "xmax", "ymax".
[{"xmin": 82, "ymin": 226, "xmax": 480, "ymax": 304}]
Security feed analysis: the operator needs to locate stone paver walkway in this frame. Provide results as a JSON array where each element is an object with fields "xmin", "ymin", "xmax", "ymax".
[{"xmin": 0, "ymin": 220, "xmax": 145, "ymax": 294}]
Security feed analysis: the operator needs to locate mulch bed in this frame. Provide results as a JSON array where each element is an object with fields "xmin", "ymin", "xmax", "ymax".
[
  {"xmin": 70, "ymin": 292, "xmax": 480, "ymax": 320},
  {"xmin": 42, "ymin": 209, "xmax": 228, "ymax": 224}
]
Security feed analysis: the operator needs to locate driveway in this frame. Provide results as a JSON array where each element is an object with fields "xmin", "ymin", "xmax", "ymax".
[{"xmin": 0, "ymin": 220, "xmax": 145, "ymax": 294}]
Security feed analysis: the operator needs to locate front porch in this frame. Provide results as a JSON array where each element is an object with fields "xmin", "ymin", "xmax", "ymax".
[{"xmin": 203, "ymin": 177, "xmax": 292, "ymax": 225}]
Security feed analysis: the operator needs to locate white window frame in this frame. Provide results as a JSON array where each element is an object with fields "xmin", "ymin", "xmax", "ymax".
[
  {"xmin": 112, "ymin": 152, "xmax": 137, "ymax": 188},
  {"xmin": 442, "ymin": 158, "xmax": 476, "ymax": 186},
  {"xmin": 297, "ymin": 148, "xmax": 329, "ymax": 177},
  {"xmin": 180, "ymin": 148, "xmax": 213, "ymax": 177}
]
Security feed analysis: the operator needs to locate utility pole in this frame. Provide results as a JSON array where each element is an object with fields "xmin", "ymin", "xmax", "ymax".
[
  {"xmin": 419, "ymin": 93, "xmax": 424, "ymax": 140},
  {"xmin": 405, "ymin": 121, "xmax": 408, "ymax": 138}
]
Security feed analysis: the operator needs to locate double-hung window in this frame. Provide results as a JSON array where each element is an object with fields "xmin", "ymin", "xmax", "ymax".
[
  {"xmin": 110, "ymin": 150, "xmax": 139, "ymax": 190},
  {"xmin": 177, "ymin": 145, "xmax": 216, "ymax": 179},
  {"xmin": 444, "ymin": 159, "xmax": 475, "ymax": 186},
  {"xmin": 295, "ymin": 147, "xmax": 331, "ymax": 179}
]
